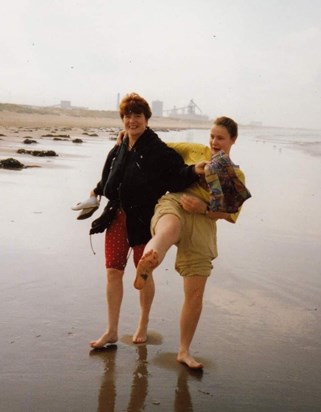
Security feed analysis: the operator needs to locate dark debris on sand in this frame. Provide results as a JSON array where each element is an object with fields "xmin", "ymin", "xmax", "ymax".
[
  {"xmin": 0, "ymin": 157, "xmax": 41, "ymax": 169},
  {"xmin": 0, "ymin": 158, "xmax": 25, "ymax": 169},
  {"xmin": 16, "ymin": 149, "xmax": 58, "ymax": 157},
  {"xmin": 23, "ymin": 138, "xmax": 38, "ymax": 144}
]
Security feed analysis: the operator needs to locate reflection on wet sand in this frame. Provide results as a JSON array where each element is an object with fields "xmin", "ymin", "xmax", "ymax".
[
  {"xmin": 90, "ymin": 344, "xmax": 149, "ymax": 412},
  {"xmin": 90, "ymin": 345, "xmax": 117, "ymax": 412},
  {"xmin": 153, "ymin": 351, "xmax": 205, "ymax": 412},
  {"xmin": 90, "ymin": 344, "xmax": 204, "ymax": 412},
  {"xmin": 126, "ymin": 346, "xmax": 148, "ymax": 412},
  {"xmin": 174, "ymin": 365, "xmax": 203, "ymax": 412}
]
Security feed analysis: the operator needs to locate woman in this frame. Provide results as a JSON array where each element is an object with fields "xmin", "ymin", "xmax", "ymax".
[
  {"xmin": 89, "ymin": 92, "xmax": 204, "ymax": 347},
  {"xmin": 133, "ymin": 116, "xmax": 250, "ymax": 368}
]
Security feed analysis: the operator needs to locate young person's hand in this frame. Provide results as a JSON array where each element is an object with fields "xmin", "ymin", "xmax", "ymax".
[
  {"xmin": 116, "ymin": 129, "xmax": 126, "ymax": 145},
  {"xmin": 180, "ymin": 194, "xmax": 208, "ymax": 214},
  {"xmin": 180, "ymin": 194, "xmax": 231, "ymax": 221}
]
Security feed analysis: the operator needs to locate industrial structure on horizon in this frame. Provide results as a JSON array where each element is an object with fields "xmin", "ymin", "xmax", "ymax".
[
  {"xmin": 152, "ymin": 98, "xmax": 209, "ymax": 121},
  {"xmin": 116, "ymin": 93, "xmax": 208, "ymax": 121},
  {"xmin": 50, "ymin": 96, "xmax": 209, "ymax": 121},
  {"xmin": 49, "ymin": 100, "xmax": 88, "ymax": 110}
]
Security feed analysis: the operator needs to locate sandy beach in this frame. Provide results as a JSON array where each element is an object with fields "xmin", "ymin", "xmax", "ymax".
[
  {"xmin": 0, "ymin": 104, "xmax": 212, "ymax": 129},
  {"xmin": 1, "ymin": 108, "xmax": 321, "ymax": 411}
]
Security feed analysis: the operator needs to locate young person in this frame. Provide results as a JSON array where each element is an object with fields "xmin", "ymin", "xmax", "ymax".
[{"xmin": 133, "ymin": 116, "xmax": 249, "ymax": 369}]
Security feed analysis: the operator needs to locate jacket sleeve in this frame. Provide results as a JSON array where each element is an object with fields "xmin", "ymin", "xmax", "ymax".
[
  {"xmin": 159, "ymin": 143, "xmax": 199, "ymax": 192},
  {"xmin": 92, "ymin": 145, "xmax": 120, "ymax": 196}
]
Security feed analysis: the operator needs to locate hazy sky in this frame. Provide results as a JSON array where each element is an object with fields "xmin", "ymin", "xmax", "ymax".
[{"xmin": 1, "ymin": 0, "xmax": 321, "ymax": 128}]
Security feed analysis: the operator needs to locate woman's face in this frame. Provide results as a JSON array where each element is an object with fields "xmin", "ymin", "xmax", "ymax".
[
  {"xmin": 122, "ymin": 112, "xmax": 148, "ymax": 139},
  {"xmin": 209, "ymin": 124, "xmax": 236, "ymax": 155}
]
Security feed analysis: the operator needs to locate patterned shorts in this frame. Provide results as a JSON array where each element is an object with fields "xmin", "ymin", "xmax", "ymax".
[{"xmin": 105, "ymin": 209, "xmax": 145, "ymax": 270}]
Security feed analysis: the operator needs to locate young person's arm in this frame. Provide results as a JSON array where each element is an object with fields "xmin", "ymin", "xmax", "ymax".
[{"xmin": 180, "ymin": 194, "xmax": 233, "ymax": 221}]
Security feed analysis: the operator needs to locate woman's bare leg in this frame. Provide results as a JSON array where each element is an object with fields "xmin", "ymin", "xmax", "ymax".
[
  {"xmin": 90, "ymin": 268, "xmax": 124, "ymax": 348},
  {"xmin": 133, "ymin": 274, "xmax": 155, "ymax": 343},
  {"xmin": 177, "ymin": 275, "xmax": 207, "ymax": 369}
]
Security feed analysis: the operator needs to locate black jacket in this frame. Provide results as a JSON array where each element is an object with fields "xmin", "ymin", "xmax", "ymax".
[{"xmin": 90, "ymin": 128, "xmax": 199, "ymax": 246}]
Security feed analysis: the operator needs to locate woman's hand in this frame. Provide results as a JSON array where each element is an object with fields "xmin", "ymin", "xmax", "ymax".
[
  {"xmin": 180, "ymin": 194, "xmax": 207, "ymax": 214},
  {"xmin": 194, "ymin": 161, "xmax": 209, "ymax": 175}
]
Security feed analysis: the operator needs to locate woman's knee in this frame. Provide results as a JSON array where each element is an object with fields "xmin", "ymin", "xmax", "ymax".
[{"xmin": 106, "ymin": 268, "xmax": 124, "ymax": 283}]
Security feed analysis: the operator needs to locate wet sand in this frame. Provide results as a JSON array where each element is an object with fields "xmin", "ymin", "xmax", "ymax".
[{"xmin": 0, "ymin": 115, "xmax": 321, "ymax": 411}]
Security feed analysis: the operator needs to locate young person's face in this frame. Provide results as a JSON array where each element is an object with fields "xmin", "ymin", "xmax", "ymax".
[
  {"xmin": 122, "ymin": 112, "xmax": 147, "ymax": 139},
  {"xmin": 209, "ymin": 124, "xmax": 236, "ymax": 155}
]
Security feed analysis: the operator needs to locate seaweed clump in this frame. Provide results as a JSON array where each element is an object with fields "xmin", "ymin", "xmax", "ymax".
[
  {"xmin": 17, "ymin": 149, "xmax": 58, "ymax": 157},
  {"xmin": 0, "ymin": 158, "xmax": 25, "ymax": 170}
]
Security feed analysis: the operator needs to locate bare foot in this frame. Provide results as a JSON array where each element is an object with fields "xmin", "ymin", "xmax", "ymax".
[
  {"xmin": 132, "ymin": 323, "xmax": 148, "ymax": 344},
  {"xmin": 90, "ymin": 331, "xmax": 118, "ymax": 349},
  {"xmin": 133, "ymin": 323, "xmax": 148, "ymax": 343},
  {"xmin": 177, "ymin": 351, "xmax": 204, "ymax": 369},
  {"xmin": 134, "ymin": 250, "xmax": 158, "ymax": 290}
]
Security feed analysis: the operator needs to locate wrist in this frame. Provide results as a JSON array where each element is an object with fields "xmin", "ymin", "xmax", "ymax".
[
  {"xmin": 192, "ymin": 165, "xmax": 201, "ymax": 177},
  {"xmin": 202, "ymin": 205, "xmax": 210, "ymax": 215}
]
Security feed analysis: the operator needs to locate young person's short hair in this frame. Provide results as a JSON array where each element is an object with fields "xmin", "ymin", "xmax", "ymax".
[{"xmin": 214, "ymin": 116, "xmax": 238, "ymax": 139}]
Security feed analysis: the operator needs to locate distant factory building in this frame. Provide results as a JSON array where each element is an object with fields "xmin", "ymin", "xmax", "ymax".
[
  {"xmin": 49, "ymin": 100, "xmax": 88, "ymax": 110},
  {"xmin": 152, "ymin": 100, "xmax": 163, "ymax": 117},
  {"xmin": 60, "ymin": 100, "xmax": 72, "ymax": 110}
]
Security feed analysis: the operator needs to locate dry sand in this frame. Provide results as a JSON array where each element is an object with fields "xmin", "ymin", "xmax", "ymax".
[
  {"xmin": 0, "ymin": 105, "xmax": 212, "ymax": 129},
  {"xmin": 1, "ymin": 110, "xmax": 321, "ymax": 411}
]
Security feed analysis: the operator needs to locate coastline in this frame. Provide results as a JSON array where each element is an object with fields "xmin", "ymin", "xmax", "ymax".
[
  {"xmin": 0, "ymin": 105, "xmax": 212, "ymax": 129},
  {"xmin": 0, "ymin": 105, "xmax": 210, "ymax": 169}
]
